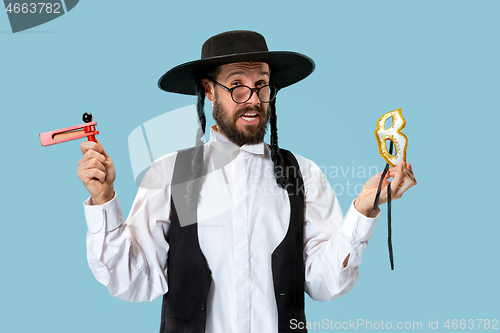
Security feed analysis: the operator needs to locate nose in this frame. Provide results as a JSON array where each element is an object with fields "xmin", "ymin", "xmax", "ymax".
[{"xmin": 246, "ymin": 89, "xmax": 261, "ymax": 105}]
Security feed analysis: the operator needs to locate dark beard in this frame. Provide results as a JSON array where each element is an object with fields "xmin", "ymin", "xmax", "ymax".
[{"xmin": 212, "ymin": 95, "xmax": 269, "ymax": 146}]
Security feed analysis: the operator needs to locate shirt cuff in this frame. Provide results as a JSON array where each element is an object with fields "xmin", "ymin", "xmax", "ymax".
[
  {"xmin": 83, "ymin": 193, "xmax": 124, "ymax": 234},
  {"xmin": 341, "ymin": 200, "xmax": 379, "ymax": 242}
]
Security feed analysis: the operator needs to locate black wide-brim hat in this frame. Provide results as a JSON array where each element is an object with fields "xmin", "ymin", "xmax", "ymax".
[{"xmin": 158, "ymin": 30, "xmax": 315, "ymax": 95}]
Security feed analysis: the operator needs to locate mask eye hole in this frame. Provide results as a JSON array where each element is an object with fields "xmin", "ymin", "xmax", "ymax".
[
  {"xmin": 384, "ymin": 116, "xmax": 393, "ymax": 130},
  {"xmin": 385, "ymin": 139, "xmax": 395, "ymax": 157}
]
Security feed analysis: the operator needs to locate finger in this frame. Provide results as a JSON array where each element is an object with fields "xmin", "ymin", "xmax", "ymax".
[
  {"xmin": 393, "ymin": 165, "xmax": 417, "ymax": 198},
  {"xmin": 388, "ymin": 162, "xmax": 403, "ymax": 177},
  {"xmin": 388, "ymin": 170, "xmax": 397, "ymax": 178},
  {"xmin": 405, "ymin": 162, "xmax": 415, "ymax": 176},
  {"xmin": 387, "ymin": 166, "xmax": 401, "ymax": 178},
  {"xmin": 81, "ymin": 167, "xmax": 106, "ymax": 183},
  {"xmin": 390, "ymin": 162, "xmax": 405, "ymax": 195},
  {"xmin": 80, "ymin": 141, "xmax": 103, "ymax": 156},
  {"xmin": 408, "ymin": 163, "xmax": 417, "ymax": 185},
  {"xmin": 80, "ymin": 149, "xmax": 106, "ymax": 165},
  {"xmin": 404, "ymin": 168, "xmax": 417, "ymax": 183},
  {"xmin": 394, "ymin": 176, "xmax": 416, "ymax": 199},
  {"xmin": 94, "ymin": 139, "xmax": 111, "ymax": 159},
  {"xmin": 400, "ymin": 163, "xmax": 417, "ymax": 183},
  {"xmin": 80, "ymin": 157, "xmax": 107, "ymax": 174},
  {"xmin": 380, "ymin": 177, "xmax": 391, "ymax": 189},
  {"xmin": 78, "ymin": 167, "xmax": 102, "ymax": 184},
  {"xmin": 78, "ymin": 157, "xmax": 106, "ymax": 179},
  {"xmin": 78, "ymin": 168, "xmax": 102, "ymax": 185}
]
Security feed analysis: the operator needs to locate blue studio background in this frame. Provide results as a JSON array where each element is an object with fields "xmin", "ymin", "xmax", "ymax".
[{"xmin": 1, "ymin": 1, "xmax": 498, "ymax": 332}]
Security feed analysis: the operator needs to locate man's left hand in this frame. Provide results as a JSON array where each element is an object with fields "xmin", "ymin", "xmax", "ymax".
[{"xmin": 354, "ymin": 162, "xmax": 417, "ymax": 217}]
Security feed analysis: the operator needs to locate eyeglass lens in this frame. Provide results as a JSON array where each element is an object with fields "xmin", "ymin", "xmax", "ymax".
[{"xmin": 232, "ymin": 86, "xmax": 276, "ymax": 103}]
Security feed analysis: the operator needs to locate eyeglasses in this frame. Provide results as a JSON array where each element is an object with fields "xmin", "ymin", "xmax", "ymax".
[{"xmin": 209, "ymin": 78, "xmax": 279, "ymax": 104}]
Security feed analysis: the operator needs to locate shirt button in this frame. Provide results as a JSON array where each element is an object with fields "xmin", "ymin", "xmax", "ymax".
[
  {"xmin": 273, "ymin": 252, "xmax": 279, "ymax": 257},
  {"xmin": 201, "ymin": 304, "xmax": 205, "ymax": 312}
]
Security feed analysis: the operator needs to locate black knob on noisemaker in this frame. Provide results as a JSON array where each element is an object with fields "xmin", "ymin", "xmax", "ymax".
[{"xmin": 82, "ymin": 112, "xmax": 93, "ymax": 123}]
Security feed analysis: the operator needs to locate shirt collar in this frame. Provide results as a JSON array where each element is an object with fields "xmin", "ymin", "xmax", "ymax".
[{"xmin": 209, "ymin": 125, "xmax": 264, "ymax": 155}]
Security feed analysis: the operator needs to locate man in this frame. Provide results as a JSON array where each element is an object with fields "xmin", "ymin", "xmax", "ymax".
[{"xmin": 78, "ymin": 31, "xmax": 416, "ymax": 333}]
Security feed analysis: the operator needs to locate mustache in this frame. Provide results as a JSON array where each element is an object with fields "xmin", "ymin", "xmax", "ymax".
[{"xmin": 236, "ymin": 105, "xmax": 265, "ymax": 118}]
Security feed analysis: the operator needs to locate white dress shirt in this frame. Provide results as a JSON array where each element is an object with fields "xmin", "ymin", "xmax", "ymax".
[{"xmin": 84, "ymin": 126, "xmax": 379, "ymax": 333}]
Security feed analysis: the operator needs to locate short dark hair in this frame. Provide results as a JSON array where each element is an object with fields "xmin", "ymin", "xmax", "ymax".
[{"xmin": 206, "ymin": 65, "xmax": 222, "ymax": 80}]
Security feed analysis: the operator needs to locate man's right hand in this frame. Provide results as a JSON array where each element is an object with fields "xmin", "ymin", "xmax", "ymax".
[{"xmin": 78, "ymin": 140, "xmax": 116, "ymax": 205}]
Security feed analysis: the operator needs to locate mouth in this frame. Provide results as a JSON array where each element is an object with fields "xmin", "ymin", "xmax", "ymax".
[{"xmin": 239, "ymin": 112, "xmax": 259, "ymax": 124}]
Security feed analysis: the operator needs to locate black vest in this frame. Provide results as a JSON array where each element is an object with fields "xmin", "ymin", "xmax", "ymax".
[{"xmin": 160, "ymin": 147, "xmax": 307, "ymax": 333}]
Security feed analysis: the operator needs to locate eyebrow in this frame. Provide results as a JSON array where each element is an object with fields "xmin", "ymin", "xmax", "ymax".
[{"xmin": 226, "ymin": 71, "xmax": 270, "ymax": 80}]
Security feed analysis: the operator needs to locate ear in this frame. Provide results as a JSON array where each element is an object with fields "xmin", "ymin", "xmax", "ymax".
[{"xmin": 201, "ymin": 78, "xmax": 214, "ymax": 102}]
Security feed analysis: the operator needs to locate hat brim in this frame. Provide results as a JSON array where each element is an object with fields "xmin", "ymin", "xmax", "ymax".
[{"xmin": 158, "ymin": 51, "xmax": 315, "ymax": 95}]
